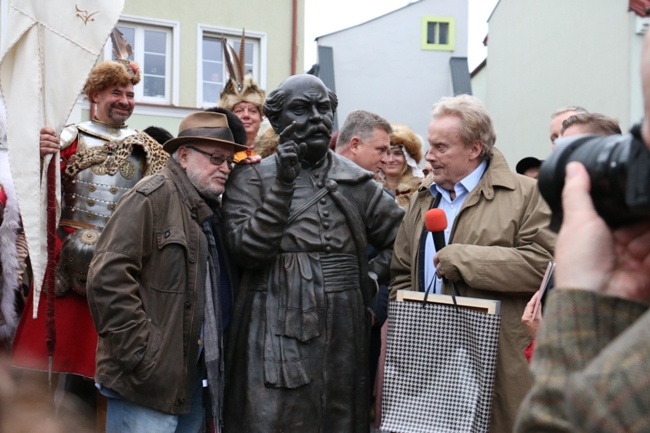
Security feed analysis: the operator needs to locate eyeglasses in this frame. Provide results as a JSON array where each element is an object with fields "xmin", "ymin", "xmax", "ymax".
[{"xmin": 185, "ymin": 145, "xmax": 236, "ymax": 169}]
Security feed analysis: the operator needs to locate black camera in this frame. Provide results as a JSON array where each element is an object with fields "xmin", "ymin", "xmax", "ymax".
[{"xmin": 538, "ymin": 124, "xmax": 650, "ymax": 231}]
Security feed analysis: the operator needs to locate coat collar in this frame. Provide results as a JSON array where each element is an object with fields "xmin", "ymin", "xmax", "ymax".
[
  {"xmin": 325, "ymin": 151, "xmax": 375, "ymax": 183},
  {"xmin": 416, "ymin": 147, "xmax": 516, "ymax": 202}
]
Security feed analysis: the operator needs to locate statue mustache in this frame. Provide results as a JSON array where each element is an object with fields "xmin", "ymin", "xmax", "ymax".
[{"xmin": 292, "ymin": 125, "xmax": 330, "ymax": 141}]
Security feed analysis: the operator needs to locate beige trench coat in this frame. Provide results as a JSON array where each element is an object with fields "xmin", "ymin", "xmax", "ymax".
[{"xmin": 390, "ymin": 147, "xmax": 556, "ymax": 433}]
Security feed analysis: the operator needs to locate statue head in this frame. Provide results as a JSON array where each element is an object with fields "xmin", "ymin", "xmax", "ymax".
[{"xmin": 264, "ymin": 74, "xmax": 338, "ymax": 165}]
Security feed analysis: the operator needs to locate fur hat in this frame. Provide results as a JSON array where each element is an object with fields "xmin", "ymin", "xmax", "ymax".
[
  {"xmin": 83, "ymin": 29, "xmax": 140, "ymax": 99},
  {"xmin": 83, "ymin": 60, "xmax": 141, "ymax": 99},
  {"xmin": 219, "ymin": 74, "xmax": 266, "ymax": 112},
  {"xmin": 390, "ymin": 124, "xmax": 423, "ymax": 163}
]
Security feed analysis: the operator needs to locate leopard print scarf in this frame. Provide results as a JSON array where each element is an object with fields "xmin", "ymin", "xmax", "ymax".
[{"xmin": 64, "ymin": 132, "xmax": 168, "ymax": 180}]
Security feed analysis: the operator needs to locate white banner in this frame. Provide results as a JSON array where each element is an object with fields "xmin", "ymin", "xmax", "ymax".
[{"xmin": 0, "ymin": 1, "xmax": 125, "ymax": 316}]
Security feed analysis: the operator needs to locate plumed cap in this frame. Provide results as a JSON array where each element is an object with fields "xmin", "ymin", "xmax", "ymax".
[
  {"xmin": 217, "ymin": 30, "xmax": 265, "ymax": 112},
  {"xmin": 219, "ymin": 74, "xmax": 266, "ymax": 112}
]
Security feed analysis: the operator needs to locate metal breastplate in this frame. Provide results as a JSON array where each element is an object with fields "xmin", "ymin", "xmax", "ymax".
[
  {"xmin": 60, "ymin": 126, "xmax": 145, "ymax": 230},
  {"xmin": 75, "ymin": 120, "xmax": 138, "ymax": 143}
]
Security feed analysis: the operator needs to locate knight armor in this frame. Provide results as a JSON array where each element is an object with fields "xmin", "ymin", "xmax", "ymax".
[{"xmin": 56, "ymin": 120, "xmax": 146, "ymax": 297}]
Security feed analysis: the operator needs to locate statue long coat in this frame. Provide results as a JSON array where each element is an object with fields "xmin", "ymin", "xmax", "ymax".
[{"xmin": 222, "ymin": 151, "xmax": 403, "ymax": 433}]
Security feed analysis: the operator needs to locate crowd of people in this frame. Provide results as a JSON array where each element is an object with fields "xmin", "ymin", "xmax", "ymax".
[{"xmin": 0, "ymin": 24, "xmax": 649, "ymax": 433}]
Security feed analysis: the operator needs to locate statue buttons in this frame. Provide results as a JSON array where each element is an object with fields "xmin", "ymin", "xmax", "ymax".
[{"xmin": 325, "ymin": 180, "xmax": 337, "ymax": 191}]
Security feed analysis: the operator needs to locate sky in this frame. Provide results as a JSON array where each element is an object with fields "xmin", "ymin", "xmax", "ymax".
[{"xmin": 303, "ymin": 0, "xmax": 499, "ymax": 72}]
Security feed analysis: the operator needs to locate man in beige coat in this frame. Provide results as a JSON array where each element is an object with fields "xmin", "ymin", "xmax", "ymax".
[{"xmin": 390, "ymin": 94, "xmax": 555, "ymax": 432}]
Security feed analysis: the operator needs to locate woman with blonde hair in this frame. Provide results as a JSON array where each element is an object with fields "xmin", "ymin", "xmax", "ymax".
[{"xmin": 377, "ymin": 124, "xmax": 424, "ymax": 208}]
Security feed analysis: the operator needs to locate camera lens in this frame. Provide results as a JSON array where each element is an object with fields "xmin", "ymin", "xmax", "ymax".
[{"xmin": 538, "ymin": 132, "xmax": 650, "ymax": 230}]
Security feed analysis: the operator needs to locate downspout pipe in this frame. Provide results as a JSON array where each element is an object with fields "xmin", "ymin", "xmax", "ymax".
[{"xmin": 291, "ymin": 0, "xmax": 298, "ymax": 75}]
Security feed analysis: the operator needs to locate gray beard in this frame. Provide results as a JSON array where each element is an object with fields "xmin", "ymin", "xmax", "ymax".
[{"xmin": 186, "ymin": 168, "xmax": 222, "ymax": 201}]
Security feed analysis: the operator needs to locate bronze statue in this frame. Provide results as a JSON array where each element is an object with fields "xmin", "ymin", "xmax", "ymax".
[{"xmin": 222, "ymin": 74, "xmax": 404, "ymax": 432}]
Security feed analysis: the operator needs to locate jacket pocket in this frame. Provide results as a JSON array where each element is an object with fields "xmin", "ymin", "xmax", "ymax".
[
  {"xmin": 150, "ymin": 225, "xmax": 188, "ymax": 293},
  {"xmin": 131, "ymin": 320, "xmax": 162, "ymax": 382},
  {"xmin": 111, "ymin": 319, "xmax": 161, "ymax": 373}
]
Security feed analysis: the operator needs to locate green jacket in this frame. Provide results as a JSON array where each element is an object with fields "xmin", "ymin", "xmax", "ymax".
[
  {"xmin": 88, "ymin": 158, "xmax": 213, "ymax": 414},
  {"xmin": 390, "ymin": 147, "xmax": 556, "ymax": 433},
  {"xmin": 516, "ymin": 289, "xmax": 650, "ymax": 433}
]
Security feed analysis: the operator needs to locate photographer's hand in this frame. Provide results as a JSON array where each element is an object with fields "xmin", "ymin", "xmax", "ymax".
[{"xmin": 555, "ymin": 162, "xmax": 650, "ymax": 304}]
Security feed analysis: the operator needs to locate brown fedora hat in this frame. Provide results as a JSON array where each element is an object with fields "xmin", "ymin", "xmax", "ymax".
[{"xmin": 163, "ymin": 112, "xmax": 248, "ymax": 154}]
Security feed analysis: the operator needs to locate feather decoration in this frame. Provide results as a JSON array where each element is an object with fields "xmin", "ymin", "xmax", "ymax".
[
  {"xmin": 222, "ymin": 34, "xmax": 238, "ymax": 86},
  {"xmin": 227, "ymin": 44, "xmax": 243, "ymax": 85},
  {"xmin": 222, "ymin": 30, "xmax": 249, "ymax": 91},
  {"xmin": 218, "ymin": 28, "xmax": 264, "ymax": 110},
  {"xmin": 238, "ymin": 29, "xmax": 246, "ymax": 80},
  {"xmin": 110, "ymin": 28, "xmax": 132, "ymax": 61}
]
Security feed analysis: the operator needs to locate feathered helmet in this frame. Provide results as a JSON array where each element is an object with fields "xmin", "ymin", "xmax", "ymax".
[
  {"xmin": 83, "ymin": 28, "xmax": 141, "ymax": 99},
  {"xmin": 218, "ymin": 30, "xmax": 266, "ymax": 112}
]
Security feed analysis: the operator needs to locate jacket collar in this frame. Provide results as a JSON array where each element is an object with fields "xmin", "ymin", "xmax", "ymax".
[
  {"xmin": 166, "ymin": 158, "xmax": 215, "ymax": 224},
  {"xmin": 326, "ymin": 151, "xmax": 375, "ymax": 183},
  {"xmin": 417, "ymin": 147, "xmax": 515, "ymax": 201},
  {"xmin": 465, "ymin": 147, "xmax": 516, "ymax": 203}
]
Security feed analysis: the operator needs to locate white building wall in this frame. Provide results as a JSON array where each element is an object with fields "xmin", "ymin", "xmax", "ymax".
[
  {"xmin": 484, "ymin": 0, "xmax": 638, "ymax": 167},
  {"xmin": 471, "ymin": 62, "xmax": 488, "ymax": 104},
  {"xmin": 317, "ymin": 0, "xmax": 468, "ymax": 142}
]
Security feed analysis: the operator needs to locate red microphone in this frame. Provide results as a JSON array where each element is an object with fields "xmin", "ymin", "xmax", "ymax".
[
  {"xmin": 0, "ymin": 185, "xmax": 6, "ymax": 210},
  {"xmin": 425, "ymin": 208, "xmax": 448, "ymax": 252}
]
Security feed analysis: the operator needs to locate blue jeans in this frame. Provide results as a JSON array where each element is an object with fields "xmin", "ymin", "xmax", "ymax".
[{"xmin": 105, "ymin": 379, "xmax": 204, "ymax": 433}]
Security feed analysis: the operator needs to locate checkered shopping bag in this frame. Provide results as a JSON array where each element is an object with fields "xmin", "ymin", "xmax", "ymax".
[{"xmin": 380, "ymin": 290, "xmax": 501, "ymax": 433}]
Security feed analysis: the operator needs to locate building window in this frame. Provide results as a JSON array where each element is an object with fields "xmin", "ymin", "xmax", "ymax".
[
  {"xmin": 199, "ymin": 30, "xmax": 263, "ymax": 108},
  {"xmin": 422, "ymin": 17, "xmax": 455, "ymax": 51},
  {"xmin": 105, "ymin": 21, "xmax": 173, "ymax": 104}
]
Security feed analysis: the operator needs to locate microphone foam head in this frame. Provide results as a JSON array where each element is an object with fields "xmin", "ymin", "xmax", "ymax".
[{"xmin": 425, "ymin": 208, "xmax": 448, "ymax": 232}]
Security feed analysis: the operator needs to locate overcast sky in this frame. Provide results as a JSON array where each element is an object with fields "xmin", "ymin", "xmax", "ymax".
[{"xmin": 303, "ymin": 0, "xmax": 498, "ymax": 72}]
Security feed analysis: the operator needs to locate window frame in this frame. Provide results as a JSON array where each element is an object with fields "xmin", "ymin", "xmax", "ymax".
[
  {"xmin": 196, "ymin": 25, "xmax": 267, "ymax": 108},
  {"xmin": 421, "ymin": 16, "xmax": 456, "ymax": 52},
  {"xmin": 103, "ymin": 16, "xmax": 180, "ymax": 106}
]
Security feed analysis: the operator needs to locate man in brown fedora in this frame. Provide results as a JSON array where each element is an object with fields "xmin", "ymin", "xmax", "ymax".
[{"xmin": 87, "ymin": 111, "xmax": 246, "ymax": 432}]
